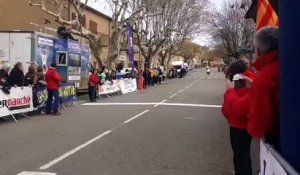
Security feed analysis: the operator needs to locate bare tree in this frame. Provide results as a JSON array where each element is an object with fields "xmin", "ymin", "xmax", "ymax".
[
  {"xmin": 209, "ymin": 0, "xmax": 255, "ymax": 59},
  {"xmin": 136, "ymin": 0, "xmax": 208, "ymax": 68},
  {"xmin": 28, "ymin": 0, "xmax": 105, "ymax": 68}
]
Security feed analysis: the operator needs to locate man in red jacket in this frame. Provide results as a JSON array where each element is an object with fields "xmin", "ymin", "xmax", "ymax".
[
  {"xmin": 88, "ymin": 69, "xmax": 99, "ymax": 102},
  {"xmin": 247, "ymin": 26, "xmax": 280, "ymax": 147},
  {"xmin": 45, "ymin": 63, "xmax": 63, "ymax": 115}
]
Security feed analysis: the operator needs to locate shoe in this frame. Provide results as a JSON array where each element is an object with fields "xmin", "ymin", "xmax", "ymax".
[
  {"xmin": 46, "ymin": 112, "xmax": 53, "ymax": 115},
  {"xmin": 52, "ymin": 112, "xmax": 61, "ymax": 116}
]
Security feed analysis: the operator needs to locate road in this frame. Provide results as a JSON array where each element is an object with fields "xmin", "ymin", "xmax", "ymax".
[{"xmin": 0, "ymin": 68, "xmax": 259, "ymax": 175}]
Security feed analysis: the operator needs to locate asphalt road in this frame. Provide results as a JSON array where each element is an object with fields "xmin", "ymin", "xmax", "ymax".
[{"xmin": 0, "ymin": 68, "xmax": 259, "ymax": 175}]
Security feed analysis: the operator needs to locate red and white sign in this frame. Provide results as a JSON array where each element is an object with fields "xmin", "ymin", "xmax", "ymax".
[{"xmin": 0, "ymin": 87, "xmax": 34, "ymax": 117}]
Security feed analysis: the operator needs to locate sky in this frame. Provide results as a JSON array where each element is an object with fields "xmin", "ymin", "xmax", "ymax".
[{"xmin": 86, "ymin": 0, "xmax": 224, "ymax": 46}]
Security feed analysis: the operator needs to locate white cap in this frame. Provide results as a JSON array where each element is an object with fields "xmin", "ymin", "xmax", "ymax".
[
  {"xmin": 1, "ymin": 63, "xmax": 10, "ymax": 70},
  {"xmin": 233, "ymin": 74, "xmax": 244, "ymax": 81}
]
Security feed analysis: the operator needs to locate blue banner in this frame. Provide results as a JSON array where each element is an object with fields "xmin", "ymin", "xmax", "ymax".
[{"xmin": 127, "ymin": 23, "xmax": 134, "ymax": 68}]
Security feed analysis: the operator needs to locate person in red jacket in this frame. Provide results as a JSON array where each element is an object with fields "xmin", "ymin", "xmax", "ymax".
[
  {"xmin": 88, "ymin": 69, "xmax": 99, "ymax": 102},
  {"xmin": 45, "ymin": 62, "xmax": 63, "ymax": 115},
  {"xmin": 239, "ymin": 57, "xmax": 257, "ymax": 81},
  {"xmin": 247, "ymin": 26, "xmax": 280, "ymax": 147},
  {"xmin": 222, "ymin": 61, "xmax": 252, "ymax": 175}
]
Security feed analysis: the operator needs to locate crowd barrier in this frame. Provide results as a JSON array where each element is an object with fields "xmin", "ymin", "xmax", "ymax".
[
  {"xmin": 0, "ymin": 86, "xmax": 34, "ymax": 122},
  {"xmin": 260, "ymin": 140, "xmax": 299, "ymax": 175},
  {"xmin": 98, "ymin": 78, "xmax": 138, "ymax": 96},
  {"xmin": 0, "ymin": 82, "xmax": 77, "ymax": 122}
]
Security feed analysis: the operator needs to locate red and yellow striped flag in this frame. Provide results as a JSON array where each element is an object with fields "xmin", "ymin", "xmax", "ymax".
[{"xmin": 256, "ymin": 0, "xmax": 279, "ymax": 30}]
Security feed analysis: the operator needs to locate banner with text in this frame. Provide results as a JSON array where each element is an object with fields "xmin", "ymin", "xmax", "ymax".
[
  {"xmin": 120, "ymin": 78, "xmax": 137, "ymax": 94},
  {"xmin": 98, "ymin": 81, "xmax": 121, "ymax": 95},
  {"xmin": 0, "ymin": 87, "xmax": 34, "ymax": 117}
]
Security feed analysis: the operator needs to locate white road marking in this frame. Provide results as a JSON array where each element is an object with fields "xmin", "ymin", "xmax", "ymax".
[
  {"xmin": 160, "ymin": 103, "xmax": 221, "ymax": 108},
  {"xmin": 168, "ymin": 93, "xmax": 177, "ymax": 99},
  {"xmin": 17, "ymin": 172, "xmax": 56, "ymax": 175},
  {"xmin": 123, "ymin": 110, "xmax": 149, "ymax": 124},
  {"xmin": 82, "ymin": 103, "xmax": 157, "ymax": 106},
  {"xmin": 39, "ymin": 130, "xmax": 112, "ymax": 170},
  {"xmin": 178, "ymin": 89, "xmax": 184, "ymax": 93},
  {"xmin": 154, "ymin": 99, "xmax": 167, "ymax": 108}
]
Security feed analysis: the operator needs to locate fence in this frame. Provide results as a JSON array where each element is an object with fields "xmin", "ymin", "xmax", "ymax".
[
  {"xmin": 0, "ymin": 82, "xmax": 77, "ymax": 122},
  {"xmin": 97, "ymin": 78, "xmax": 138, "ymax": 97},
  {"xmin": 260, "ymin": 140, "xmax": 299, "ymax": 175}
]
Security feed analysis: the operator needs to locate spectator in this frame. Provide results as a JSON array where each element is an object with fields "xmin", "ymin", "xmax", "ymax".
[
  {"xmin": 131, "ymin": 68, "xmax": 138, "ymax": 79},
  {"xmin": 34, "ymin": 66, "xmax": 46, "ymax": 87},
  {"xmin": 25, "ymin": 64, "xmax": 37, "ymax": 85},
  {"xmin": 162, "ymin": 68, "xmax": 167, "ymax": 82},
  {"xmin": 158, "ymin": 67, "xmax": 163, "ymax": 84},
  {"xmin": 88, "ymin": 69, "xmax": 99, "ymax": 102},
  {"xmin": 150, "ymin": 68, "xmax": 155, "ymax": 86},
  {"xmin": 246, "ymin": 26, "xmax": 280, "ymax": 147},
  {"xmin": 143, "ymin": 69, "xmax": 150, "ymax": 88},
  {"xmin": 124, "ymin": 69, "xmax": 131, "ymax": 79},
  {"xmin": 0, "ymin": 63, "xmax": 11, "ymax": 87},
  {"xmin": 8, "ymin": 62, "xmax": 25, "ymax": 87},
  {"xmin": 222, "ymin": 61, "xmax": 252, "ymax": 175},
  {"xmin": 239, "ymin": 57, "xmax": 256, "ymax": 80},
  {"xmin": 45, "ymin": 62, "xmax": 63, "ymax": 116}
]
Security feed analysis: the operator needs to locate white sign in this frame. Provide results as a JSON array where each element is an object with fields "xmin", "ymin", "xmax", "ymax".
[
  {"xmin": 38, "ymin": 37, "xmax": 54, "ymax": 47},
  {"xmin": 120, "ymin": 78, "xmax": 137, "ymax": 94},
  {"xmin": 0, "ymin": 87, "xmax": 34, "ymax": 117},
  {"xmin": 260, "ymin": 141, "xmax": 287, "ymax": 175},
  {"xmin": 68, "ymin": 76, "xmax": 81, "ymax": 81},
  {"xmin": 98, "ymin": 81, "xmax": 120, "ymax": 95}
]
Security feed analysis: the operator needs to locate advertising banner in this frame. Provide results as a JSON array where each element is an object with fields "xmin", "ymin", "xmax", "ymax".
[
  {"xmin": 80, "ymin": 44, "xmax": 90, "ymax": 89},
  {"xmin": 260, "ymin": 141, "xmax": 287, "ymax": 175},
  {"xmin": 127, "ymin": 23, "xmax": 134, "ymax": 68},
  {"xmin": 98, "ymin": 81, "xmax": 120, "ymax": 95},
  {"xmin": 120, "ymin": 78, "xmax": 137, "ymax": 94},
  {"xmin": 36, "ymin": 35, "xmax": 55, "ymax": 72},
  {"xmin": 35, "ymin": 82, "xmax": 76, "ymax": 108},
  {"xmin": 0, "ymin": 87, "xmax": 34, "ymax": 117}
]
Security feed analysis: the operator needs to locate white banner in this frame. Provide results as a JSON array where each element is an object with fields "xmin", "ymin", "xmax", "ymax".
[
  {"xmin": 98, "ymin": 81, "xmax": 120, "ymax": 95},
  {"xmin": 0, "ymin": 87, "xmax": 34, "ymax": 117},
  {"xmin": 120, "ymin": 78, "xmax": 137, "ymax": 94},
  {"xmin": 260, "ymin": 141, "xmax": 287, "ymax": 175}
]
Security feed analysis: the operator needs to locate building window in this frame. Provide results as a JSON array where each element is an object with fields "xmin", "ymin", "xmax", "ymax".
[{"xmin": 89, "ymin": 20, "xmax": 98, "ymax": 34}]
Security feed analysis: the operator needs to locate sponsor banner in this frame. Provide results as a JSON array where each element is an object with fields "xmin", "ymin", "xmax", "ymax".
[
  {"xmin": 127, "ymin": 23, "xmax": 134, "ymax": 68},
  {"xmin": 120, "ymin": 78, "xmax": 137, "ymax": 94},
  {"xmin": 260, "ymin": 141, "xmax": 287, "ymax": 175},
  {"xmin": 0, "ymin": 87, "xmax": 34, "ymax": 117},
  {"xmin": 35, "ymin": 82, "xmax": 77, "ymax": 108},
  {"xmin": 98, "ymin": 81, "xmax": 120, "ymax": 95}
]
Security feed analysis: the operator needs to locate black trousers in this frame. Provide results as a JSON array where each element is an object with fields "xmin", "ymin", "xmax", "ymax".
[
  {"xmin": 88, "ymin": 86, "xmax": 97, "ymax": 102},
  {"xmin": 230, "ymin": 127, "xmax": 252, "ymax": 175}
]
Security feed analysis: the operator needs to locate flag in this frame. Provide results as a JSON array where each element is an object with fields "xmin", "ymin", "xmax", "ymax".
[
  {"xmin": 127, "ymin": 23, "xmax": 134, "ymax": 68},
  {"xmin": 256, "ymin": 0, "xmax": 279, "ymax": 30}
]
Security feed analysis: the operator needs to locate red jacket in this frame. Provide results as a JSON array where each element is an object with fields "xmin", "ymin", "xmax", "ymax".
[
  {"xmin": 45, "ymin": 67, "xmax": 63, "ymax": 90},
  {"xmin": 247, "ymin": 50, "xmax": 280, "ymax": 138},
  {"xmin": 243, "ymin": 69, "xmax": 257, "ymax": 81},
  {"xmin": 88, "ymin": 73, "xmax": 99, "ymax": 87},
  {"xmin": 222, "ymin": 88, "xmax": 251, "ymax": 129}
]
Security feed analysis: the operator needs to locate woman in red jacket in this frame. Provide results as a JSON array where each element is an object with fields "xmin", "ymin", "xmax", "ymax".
[
  {"xmin": 222, "ymin": 61, "xmax": 253, "ymax": 175},
  {"xmin": 88, "ymin": 69, "xmax": 99, "ymax": 102}
]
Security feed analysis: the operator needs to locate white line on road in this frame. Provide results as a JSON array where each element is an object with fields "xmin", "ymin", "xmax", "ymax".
[
  {"xmin": 168, "ymin": 93, "xmax": 177, "ymax": 99},
  {"xmin": 160, "ymin": 103, "xmax": 221, "ymax": 108},
  {"xmin": 123, "ymin": 110, "xmax": 149, "ymax": 124},
  {"xmin": 17, "ymin": 171, "xmax": 56, "ymax": 175},
  {"xmin": 154, "ymin": 99, "xmax": 167, "ymax": 108},
  {"xmin": 82, "ymin": 103, "xmax": 157, "ymax": 106},
  {"xmin": 178, "ymin": 89, "xmax": 184, "ymax": 93},
  {"xmin": 39, "ymin": 130, "xmax": 112, "ymax": 170}
]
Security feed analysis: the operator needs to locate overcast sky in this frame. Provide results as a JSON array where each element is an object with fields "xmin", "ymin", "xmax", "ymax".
[{"xmin": 86, "ymin": 0, "xmax": 224, "ymax": 46}]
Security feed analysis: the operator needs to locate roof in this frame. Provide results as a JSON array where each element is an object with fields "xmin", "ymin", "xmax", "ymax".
[{"xmin": 84, "ymin": 4, "xmax": 112, "ymax": 21}]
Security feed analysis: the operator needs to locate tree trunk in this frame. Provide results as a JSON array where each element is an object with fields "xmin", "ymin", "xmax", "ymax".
[
  {"xmin": 89, "ymin": 37, "xmax": 103, "ymax": 69},
  {"xmin": 107, "ymin": 30, "xmax": 122, "ymax": 69}
]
